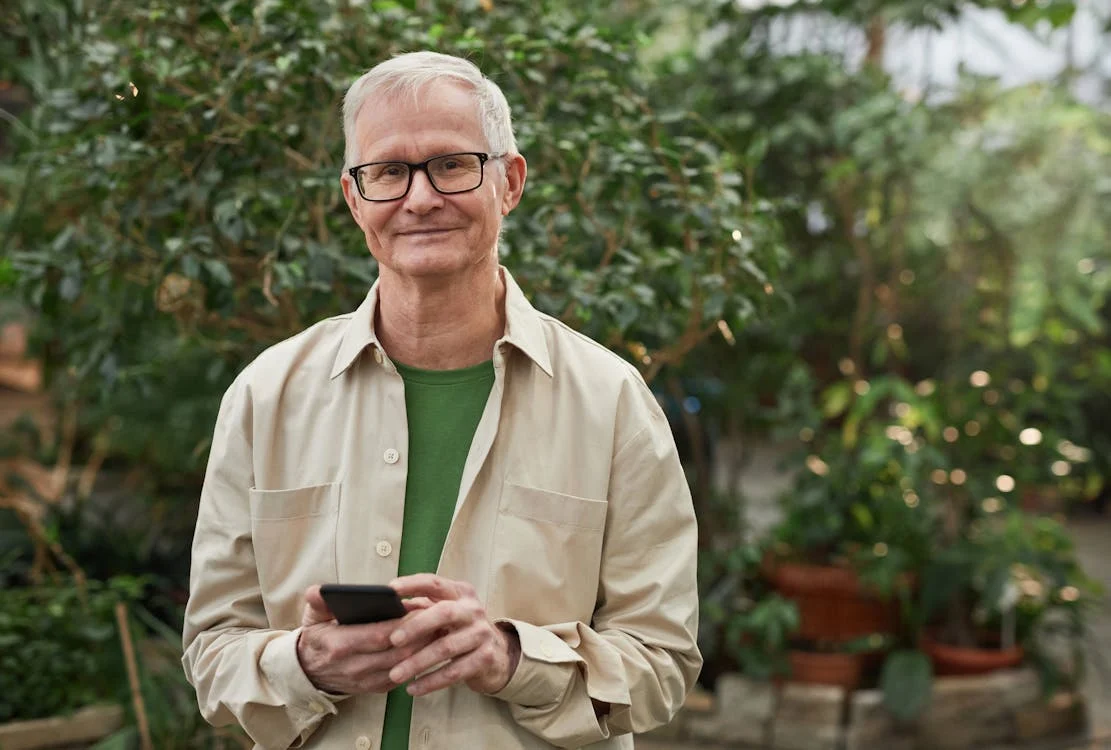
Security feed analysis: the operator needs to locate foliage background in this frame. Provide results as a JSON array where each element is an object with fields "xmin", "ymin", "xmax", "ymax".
[{"xmin": 1, "ymin": 0, "xmax": 1109, "ymax": 741}]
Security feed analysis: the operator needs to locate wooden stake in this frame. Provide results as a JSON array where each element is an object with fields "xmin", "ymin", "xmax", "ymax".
[{"xmin": 115, "ymin": 602, "xmax": 154, "ymax": 750}]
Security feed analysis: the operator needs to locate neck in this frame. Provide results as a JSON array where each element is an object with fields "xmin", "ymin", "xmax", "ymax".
[{"xmin": 375, "ymin": 259, "xmax": 505, "ymax": 370}]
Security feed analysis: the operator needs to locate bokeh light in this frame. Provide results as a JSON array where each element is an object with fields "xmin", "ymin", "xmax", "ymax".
[{"xmin": 1019, "ymin": 428, "xmax": 1043, "ymax": 446}]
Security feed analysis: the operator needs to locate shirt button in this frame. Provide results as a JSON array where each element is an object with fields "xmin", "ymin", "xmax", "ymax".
[
  {"xmin": 308, "ymin": 699, "xmax": 326, "ymax": 713},
  {"xmin": 383, "ymin": 448, "xmax": 399, "ymax": 464},
  {"xmin": 356, "ymin": 737, "xmax": 372, "ymax": 750},
  {"xmin": 376, "ymin": 540, "xmax": 393, "ymax": 558},
  {"xmin": 541, "ymin": 645, "xmax": 554, "ymax": 659},
  {"xmin": 373, "ymin": 349, "xmax": 383, "ymax": 364}
]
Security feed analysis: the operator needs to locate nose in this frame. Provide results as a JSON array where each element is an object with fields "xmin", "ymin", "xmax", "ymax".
[{"xmin": 403, "ymin": 168, "xmax": 444, "ymax": 215}]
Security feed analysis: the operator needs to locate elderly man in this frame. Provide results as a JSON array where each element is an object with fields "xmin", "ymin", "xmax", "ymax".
[{"xmin": 182, "ymin": 51, "xmax": 701, "ymax": 750}]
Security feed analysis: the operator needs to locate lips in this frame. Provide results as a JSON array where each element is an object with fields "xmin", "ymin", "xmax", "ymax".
[{"xmin": 398, "ymin": 228, "xmax": 457, "ymax": 236}]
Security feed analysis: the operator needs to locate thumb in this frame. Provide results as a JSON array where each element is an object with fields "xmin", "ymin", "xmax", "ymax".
[{"xmin": 302, "ymin": 584, "xmax": 335, "ymax": 627}]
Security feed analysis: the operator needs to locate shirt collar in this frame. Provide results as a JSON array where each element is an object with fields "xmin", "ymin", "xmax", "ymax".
[{"xmin": 329, "ymin": 266, "xmax": 553, "ymax": 379}]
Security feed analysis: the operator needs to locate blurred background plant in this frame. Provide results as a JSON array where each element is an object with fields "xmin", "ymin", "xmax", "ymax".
[
  {"xmin": 0, "ymin": 577, "xmax": 136, "ymax": 723},
  {"xmin": 1, "ymin": 0, "xmax": 1109, "ymax": 744}
]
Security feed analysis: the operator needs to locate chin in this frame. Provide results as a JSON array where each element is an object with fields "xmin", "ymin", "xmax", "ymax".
[
  {"xmin": 390, "ymin": 247, "xmax": 480, "ymax": 279},
  {"xmin": 372, "ymin": 231, "xmax": 500, "ymax": 279}
]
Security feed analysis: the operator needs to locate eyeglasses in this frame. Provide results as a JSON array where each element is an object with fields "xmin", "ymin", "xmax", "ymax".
[{"xmin": 347, "ymin": 151, "xmax": 505, "ymax": 202}]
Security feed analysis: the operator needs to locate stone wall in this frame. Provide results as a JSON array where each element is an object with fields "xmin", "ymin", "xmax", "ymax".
[{"xmin": 646, "ymin": 670, "xmax": 1088, "ymax": 750}]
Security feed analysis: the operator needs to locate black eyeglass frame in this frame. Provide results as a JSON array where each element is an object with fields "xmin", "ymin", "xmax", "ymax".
[{"xmin": 346, "ymin": 151, "xmax": 506, "ymax": 202}]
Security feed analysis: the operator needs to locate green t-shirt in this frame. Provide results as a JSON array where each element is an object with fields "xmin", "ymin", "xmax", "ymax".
[{"xmin": 380, "ymin": 358, "xmax": 495, "ymax": 750}]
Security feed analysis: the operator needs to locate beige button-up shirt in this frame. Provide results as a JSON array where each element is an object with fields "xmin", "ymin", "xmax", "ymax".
[{"xmin": 182, "ymin": 269, "xmax": 701, "ymax": 750}]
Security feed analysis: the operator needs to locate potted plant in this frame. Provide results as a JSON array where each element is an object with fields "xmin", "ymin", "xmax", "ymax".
[
  {"xmin": 879, "ymin": 507, "xmax": 1102, "ymax": 720},
  {"xmin": 786, "ymin": 633, "xmax": 894, "ymax": 691},
  {"xmin": 764, "ymin": 374, "xmax": 938, "ymax": 648},
  {"xmin": 704, "ymin": 532, "xmax": 883, "ymax": 691},
  {"xmin": 918, "ymin": 510, "xmax": 1100, "ymax": 673}
]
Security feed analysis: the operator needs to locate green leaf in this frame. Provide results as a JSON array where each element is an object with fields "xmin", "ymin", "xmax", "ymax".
[
  {"xmin": 881, "ymin": 650, "xmax": 933, "ymax": 721},
  {"xmin": 1009, "ymin": 262, "xmax": 1048, "ymax": 348},
  {"xmin": 1058, "ymin": 289, "xmax": 1103, "ymax": 335},
  {"xmin": 850, "ymin": 502, "xmax": 874, "ymax": 531},
  {"xmin": 821, "ymin": 380, "xmax": 852, "ymax": 418}
]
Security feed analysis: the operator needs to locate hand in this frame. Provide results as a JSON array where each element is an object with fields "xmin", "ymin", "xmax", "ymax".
[
  {"xmin": 386, "ymin": 574, "xmax": 521, "ymax": 697},
  {"xmin": 295, "ymin": 584, "xmax": 432, "ymax": 695}
]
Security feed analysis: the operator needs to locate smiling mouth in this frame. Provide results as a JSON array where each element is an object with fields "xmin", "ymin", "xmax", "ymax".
[{"xmin": 399, "ymin": 228, "xmax": 457, "ymax": 236}]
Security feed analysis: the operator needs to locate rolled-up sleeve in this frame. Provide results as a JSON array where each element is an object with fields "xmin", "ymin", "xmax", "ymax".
[
  {"xmin": 181, "ymin": 378, "xmax": 347, "ymax": 749},
  {"xmin": 489, "ymin": 382, "xmax": 702, "ymax": 748}
]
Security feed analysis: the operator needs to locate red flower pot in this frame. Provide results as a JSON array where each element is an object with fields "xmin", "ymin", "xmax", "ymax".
[
  {"xmin": 766, "ymin": 560, "xmax": 902, "ymax": 643},
  {"xmin": 787, "ymin": 650, "xmax": 864, "ymax": 691},
  {"xmin": 921, "ymin": 633, "xmax": 1025, "ymax": 676}
]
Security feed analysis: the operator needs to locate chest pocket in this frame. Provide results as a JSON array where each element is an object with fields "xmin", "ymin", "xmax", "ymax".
[
  {"xmin": 486, "ymin": 482, "xmax": 607, "ymax": 625},
  {"xmin": 249, "ymin": 482, "xmax": 341, "ymax": 628}
]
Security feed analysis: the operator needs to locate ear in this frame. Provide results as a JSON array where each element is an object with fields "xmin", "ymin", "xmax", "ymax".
[
  {"xmin": 499, "ymin": 154, "xmax": 528, "ymax": 216},
  {"xmin": 341, "ymin": 172, "xmax": 363, "ymax": 225}
]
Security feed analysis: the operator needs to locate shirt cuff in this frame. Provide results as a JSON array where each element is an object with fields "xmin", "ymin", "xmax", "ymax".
[
  {"xmin": 259, "ymin": 628, "xmax": 349, "ymax": 717},
  {"xmin": 488, "ymin": 619, "xmax": 583, "ymax": 707}
]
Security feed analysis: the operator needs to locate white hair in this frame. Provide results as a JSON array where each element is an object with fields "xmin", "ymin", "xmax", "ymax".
[{"xmin": 342, "ymin": 51, "xmax": 518, "ymax": 170}]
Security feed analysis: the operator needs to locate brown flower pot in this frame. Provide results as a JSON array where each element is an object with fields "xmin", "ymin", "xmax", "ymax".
[
  {"xmin": 788, "ymin": 650, "xmax": 863, "ymax": 690},
  {"xmin": 921, "ymin": 633, "xmax": 1025, "ymax": 676},
  {"xmin": 766, "ymin": 559, "xmax": 902, "ymax": 643}
]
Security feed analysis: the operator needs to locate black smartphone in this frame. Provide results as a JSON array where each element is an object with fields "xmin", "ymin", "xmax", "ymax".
[{"xmin": 319, "ymin": 584, "xmax": 407, "ymax": 625}]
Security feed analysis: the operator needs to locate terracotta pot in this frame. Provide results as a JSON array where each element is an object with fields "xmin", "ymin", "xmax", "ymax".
[
  {"xmin": 921, "ymin": 633, "xmax": 1025, "ymax": 676},
  {"xmin": 788, "ymin": 649, "xmax": 863, "ymax": 690},
  {"xmin": 765, "ymin": 559, "xmax": 902, "ymax": 643}
]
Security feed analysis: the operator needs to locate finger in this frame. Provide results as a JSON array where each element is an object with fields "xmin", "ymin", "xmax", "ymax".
[
  {"xmin": 403, "ymin": 596, "xmax": 435, "ymax": 612},
  {"xmin": 405, "ymin": 634, "xmax": 494, "ymax": 696},
  {"xmin": 389, "ymin": 622, "xmax": 485, "ymax": 686},
  {"xmin": 324, "ymin": 631, "xmax": 438, "ymax": 695},
  {"xmin": 356, "ymin": 672, "xmax": 398, "ymax": 694},
  {"xmin": 316, "ymin": 619, "xmax": 398, "ymax": 659},
  {"xmin": 353, "ymin": 634, "xmax": 437, "ymax": 683},
  {"xmin": 354, "ymin": 639, "xmax": 430, "ymax": 676},
  {"xmin": 389, "ymin": 573, "xmax": 468, "ymax": 602},
  {"xmin": 302, "ymin": 585, "xmax": 335, "ymax": 627},
  {"xmin": 390, "ymin": 599, "xmax": 475, "ymax": 648},
  {"xmin": 335, "ymin": 653, "xmax": 404, "ymax": 694}
]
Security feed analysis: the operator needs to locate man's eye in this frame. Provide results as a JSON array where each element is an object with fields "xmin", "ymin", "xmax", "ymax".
[{"xmin": 366, "ymin": 164, "xmax": 405, "ymax": 180}]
